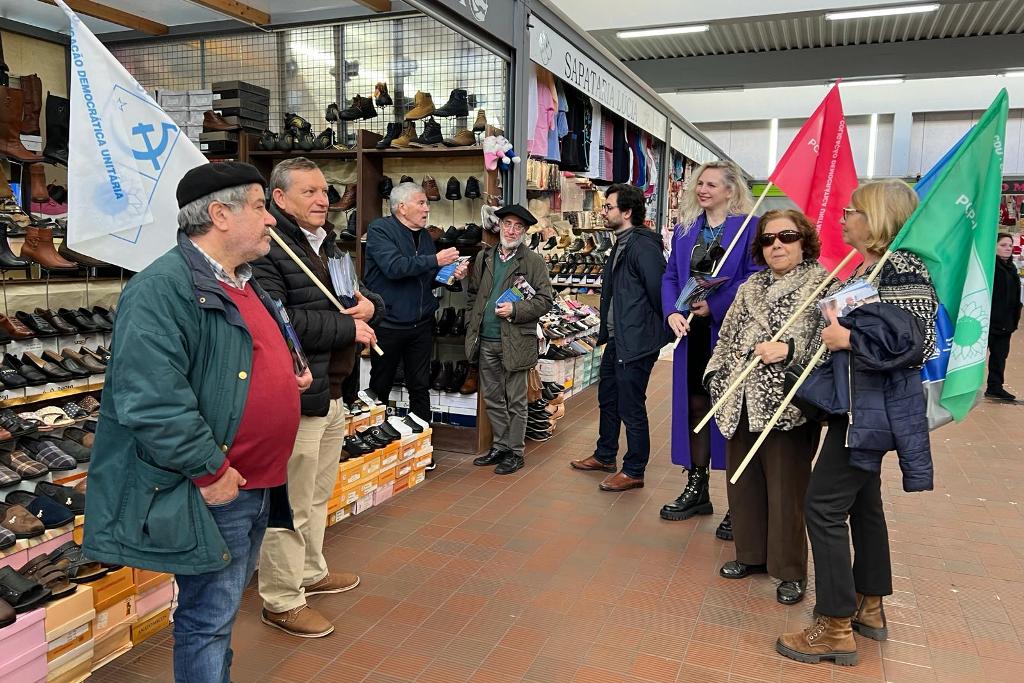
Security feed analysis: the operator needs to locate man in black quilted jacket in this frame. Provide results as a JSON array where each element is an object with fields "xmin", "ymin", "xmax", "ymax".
[{"xmin": 252, "ymin": 157, "xmax": 383, "ymax": 638}]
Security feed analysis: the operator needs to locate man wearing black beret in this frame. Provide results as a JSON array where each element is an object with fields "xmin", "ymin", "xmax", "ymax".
[
  {"xmin": 83, "ymin": 161, "xmax": 312, "ymax": 683},
  {"xmin": 465, "ymin": 203, "xmax": 553, "ymax": 474}
]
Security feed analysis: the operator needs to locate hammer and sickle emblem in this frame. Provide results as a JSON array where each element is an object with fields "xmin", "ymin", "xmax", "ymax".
[{"xmin": 131, "ymin": 121, "xmax": 178, "ymax": 171}]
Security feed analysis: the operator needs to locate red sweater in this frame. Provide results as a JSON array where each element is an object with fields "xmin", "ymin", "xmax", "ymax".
[{"xmin": 194, "ymin": 283, "xmax": 300, "ymax": 489}]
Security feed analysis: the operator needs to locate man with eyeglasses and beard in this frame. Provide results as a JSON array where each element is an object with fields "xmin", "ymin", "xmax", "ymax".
[
  {"xmin": 570, "ymin": 184, "xmax": 672, "ymax": 491},
  {"xmin": 465, "ymin": 204, "xmax": 553, "ymax": 475}
]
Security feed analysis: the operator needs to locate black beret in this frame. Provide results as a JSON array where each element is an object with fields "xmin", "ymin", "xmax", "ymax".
[
  {"xmin": 176, "ymin": 161, "xmax": 266, "ymax": 208},
  {"xmin": 494, "ymin": 203, "xmax": 537, "ymax": 226}
]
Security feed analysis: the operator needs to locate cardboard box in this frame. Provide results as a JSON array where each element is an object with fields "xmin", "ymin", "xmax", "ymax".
[
  {"xmin": 25, "ymin": 530, "xmax": 74, "ymax": 561},
  {"xmin": 0, "ymin": 608, "xmax": 45, "ymax": 666},
  {"xmin": 414, "ymin": 449, "xmax": 433, "ymax": 470},
  {"xmin": 373, "ymin": 481, "xmax": 394, "ymax": 506},
  {"xmin": 350, "ymin": 413, "xmax": 371, "ymax": 434},
  {"xmin": 47, "ymin": 637, "xmax": 93, "ymax": 683},
  {"xmin": 135, "ymin": 581, "xmax": 173, "ymax": 620},
  {"xmin": 90, "ymin": 567, "xmax": 134, "ymax": 613},
  {"xmin": 377, "ymin": 466, "xmax": 396, "ymax": 487},
  {"xmin": 131, "ymin": 607, "xmax": 170, "ymax": 646},
  {"xmin": 380, "ymin": 443, "xmax": 399, "ymax": 471},
  {"xmin": 93, "ymin": 595, "xmax": 136, "ymax": 640},
  {"xmin": 46, "ymin": 585, "xmax": 95, "ymax": 661},
  {"xmin": 360, "ymin": 454, "xmax": 381, "ymax": 480},
  {"xmin": 326, "ymin": 503, "xmax": 354, "ymax": 527},
  {"xmin": 393, "ymin": 473, "xmax": 409, "ymax": 496},
  {"xmin": 408, "ymin": 470, "xmax": 426, "ymax": 489},
  {"xmin": 188, "ymin": 90, "xmax": 214, "ymax": 108},
  {"xmin": 0, "ymin": 548, "xmax": 28, "ymax": 572},
  {"xmin": 395, "ymin": 460, "xmax": 415, "ymax": 480},
  {"xmin": 369, "ymin": 405, "xmax": 386, "ymax": 426},
  {"xmin": 210, "ymin": 80, "xmax": 271, "ymax": 98},
  {"xmin": 91, "ymin": 623, "xmax": 131, "ymax": 672},
  {"xmin": 0, "ymin": 640, "xmax": 47, "ymax": 683},
  {"xmin": 132, "ymin": 569, "xmax": 172, "ymax": 595},
  {"xmin": 354, "ymin": 493, "xmax": 374, "ymax": 515}
]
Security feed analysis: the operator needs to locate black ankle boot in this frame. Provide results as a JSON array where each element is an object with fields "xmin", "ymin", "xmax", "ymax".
[
  {"xmin": 0, "ymin": 220, "xmax": 29, "ymax": 269},
  {"xmin": 716, "ymin": 511, "xmax": 734, "ymax": 541},
  {"xmin": 659, "ymin": 466, "xmax": 712, "ymax": 521}
]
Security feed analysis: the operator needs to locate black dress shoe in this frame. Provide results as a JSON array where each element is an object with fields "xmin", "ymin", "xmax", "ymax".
[
  {"xmin": 494, "ymin": 454, "xmax": 524, "ymax": 475},
  {"xmin": 719, "ymin": 561, "xmax": 767, "ymax": 579},
  {"xmin": 985, "ymin": 387, "xmax": 1016, "ymax": 401},
  {"xmin": 716, "ymin": 511, "xmax": 734, "ymax": 541},
  {"xmin": 342, "ymin": 435, "xmax": 374, "ymax": 458},
  {"xmin": 473, "ymin": 447, "xmax": 507, "ymax": 466},
  {"xmin": 378, "ymin": 422, "xmax": 402, "ymax": 441},
  {"xmin": 16, "ymin": 311, "xmax": 57, "ymax": 337},
  {"xmin": 777, "ymin": 580, "xmax": 806, "ymax": 605},
  {"xmin": 403, "ymin": 416, "xmax": 424, "ymax": 433}
]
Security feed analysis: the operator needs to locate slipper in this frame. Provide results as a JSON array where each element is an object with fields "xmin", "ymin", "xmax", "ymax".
[
  {"xmin": 76, "ymin": 396, "xmax": 101, "ymax": 415},
  {"xmin": 61, "ymin": 426, "xmax": 94, "ymax": 450},
  {"xmin": 5, "ymin": 491, "xmax": 74, "ymax": 529},
  {"xmin": 0, "ymin": 526, "xmax": 14, "ymax": 550},
  {"xmin": 47, "ymin": 541, "xmax": 110, "ymax": 583},
  {"xmin": 38, "ymin": 435, "xmax": 90, "ymax": 464},
  {"xmin": 18, "ymin": 556, "xmax": 76, "ymax": 600},
  {"xmin": 18, "ymin": 438, "xmax": 76, "ymax": 472},
  {"xmin": 0, "ymin": 502, "xmax": 45, "ymax": 539},
  {"xmin": 0, "ymin": 464, "xmax": 20, "ymax": 487},
  {"xmin": 0, "ymin": 566, "xmax": 51, "ymax": 613},
  {"xmin": 17, "ymin": 411, "xmax": 52, "ymax": 432},
  {"xmin": 34, "ymin": 481, "xmax": 86, "ymax": 514},
  {"xmin": 0, "ymin": 449, "xmax": 48, "ymax": 479},
  {"xmin": 37, "ymin": 405, "xmax": 76, "ymax": 427},
  {"xmin": 0, "ymin": 410, "xmax": 37, "ymax": 438}
]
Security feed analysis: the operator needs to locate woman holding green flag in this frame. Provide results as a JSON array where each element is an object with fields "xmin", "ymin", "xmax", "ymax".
[{"xmin": 776, "ymin": 179, "xmax": 938, "ymax": 667}]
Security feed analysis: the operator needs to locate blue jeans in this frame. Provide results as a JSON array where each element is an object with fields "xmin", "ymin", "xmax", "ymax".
[
  {"xmin": 594, "ymin": 339, "xmax": 658, "ymax": 478},
  {"xmin": 173, "ymin": 488, "xmax": 269, "ymax": 683}
]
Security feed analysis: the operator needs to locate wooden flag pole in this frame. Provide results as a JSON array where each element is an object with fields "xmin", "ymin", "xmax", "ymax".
[
  {"xmin": 729, "ymin": 248, "xmax": 894, "ymax": 485},
  {"xmin": 671, "ymin": 182, "xmax": 774, "ymax": 351},
  {"xmin": 269, "ymin": 228, "xmax": 384, "ymax": 356},
  {"xmin": 693, "ymin": 248, "xmax": 857, "ymax": 435}
]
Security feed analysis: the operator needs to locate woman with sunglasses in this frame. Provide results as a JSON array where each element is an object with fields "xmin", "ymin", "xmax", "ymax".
[
  {"xmin": 777, "ymin": 180, "xmax": 936, "ymax": 666},
  {"xmin": 660, "ymin": 160, "xmax": 760, "ymax": 535},
  {"xmin": 704, "ymin": 210, "xmax": 827, "ymax": 605}
]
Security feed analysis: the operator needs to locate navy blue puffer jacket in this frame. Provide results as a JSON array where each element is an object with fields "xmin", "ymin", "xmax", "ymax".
[{"xmin": 786, "ymin": 303, "xmax": 933, "ymax": 492}]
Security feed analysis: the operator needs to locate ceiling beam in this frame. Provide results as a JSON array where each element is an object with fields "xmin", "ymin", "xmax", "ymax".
[
  {"xmin": 627, "ymin": 34, "xmax": 1024, "ymax": 91},
  {"xmin": 38, "ymin": 0, "xmax": 168, "ymax": 35},
  {"xmin": 185, "ymin": 0, "xmax": 271, "ymax": 26},
  {"xmin": 352, "ymin": 0, "xmax": 392, "ymax": 11}
]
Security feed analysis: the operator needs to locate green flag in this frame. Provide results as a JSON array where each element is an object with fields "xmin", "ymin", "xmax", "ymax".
[{"xmin": 889, "ymin": 89, "xmax": 1008, "ymax": 421}]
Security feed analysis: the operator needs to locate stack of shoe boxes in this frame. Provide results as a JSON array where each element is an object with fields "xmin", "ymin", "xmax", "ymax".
[
  {"xmin": 357, "ymin": 357, "xmax": 477, "ymax": 428},
  {"xmin": 130, "ymin": 569, "xmax": 175, "ymax": 648},
  {"xmin": 158, "ymin": 88, "xmax": 213, "ymax": 144},
  {"xmin": 89, "ymin": 567, "xmax": 136, "ymax": 672},
  {"xmin": 45, "ymin": 585, "xmax": 95, "ymax": 682},
  {"xmin": 0, "ymin": 608, "xmax": 46, "ymax": 682},
  {"xmin": 202, "ymin": 81, "xmax": 270, "ymax": 154}
]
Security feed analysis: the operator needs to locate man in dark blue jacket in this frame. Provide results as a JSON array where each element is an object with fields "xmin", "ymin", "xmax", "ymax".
[
  {"xmin": 364, "ymin": 182, "xmax": 467, "ymax": 426},
  {"xmin": 570, "ymin": 184, "xmax": 672, "ymax": 491}
]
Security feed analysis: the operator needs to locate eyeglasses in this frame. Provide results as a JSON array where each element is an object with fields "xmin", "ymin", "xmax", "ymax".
[
  {"xmin": 500, "ymin": 220, "xmax": 526, "ymax": 233},
  {"xmin": 842, "ymin": 207, "xmax": 862, "ymax": 219},
  {"xmin": 601, "ymin": 203, "xmax": 617, "ymax": 212},
  {"xmin": 757, "ymin": 230, "xmax": 802, "ymax": 247}
]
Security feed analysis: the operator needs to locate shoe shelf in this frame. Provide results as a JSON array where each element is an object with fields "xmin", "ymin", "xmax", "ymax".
[
  {"xmin": 0, "ymin": 520, "xmax": 75, "ymax": 560},
  {"xmin": 247, "ymin": 149, "xmax": 357, "ymax": 160},
  {"xmin": 362, "ymin": 146, "xmax": 483, "ymax": 159},
  {"xmin": 0, "ymin": 380, "xmax": 102, "ymax": 408}
]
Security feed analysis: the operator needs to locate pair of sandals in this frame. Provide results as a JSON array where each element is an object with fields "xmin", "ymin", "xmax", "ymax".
[
  {"xmin": 18, "ymin": 405, "xmax": 81, "ymax": 430},
  {"xmin": 0, "ymin": 540, "xmax": 110, "ymax": 623}
]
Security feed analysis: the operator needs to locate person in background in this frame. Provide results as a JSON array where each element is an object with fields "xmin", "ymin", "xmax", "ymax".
[
  {"xmin": 659, "ymin": 160, "xmax": 760, "ymax": 538},
  {"xmin": 465, "ymin": 204, "xmax": 554, "ymax": 475},
  {"xmin": 569, "ymin": 183, "xmax": 671, "ymax": 491},
  {"xmin": 363, "ymin": 182, "xmax": 468, "ymax": 454},
  {"xmin": 83, "ymin": 162, "xmax": 312, "ymax": 683},
  {"xmin": 705, "ymin": 210, "xmax": 827, "ymax": 606},
  {"xmin": 985, "ymin": 232, "xmax": 1021, "ymax": 401},
  {"xmin": 253, "ymin": 157, "xmax": 383, "ymax": 638},
  {"xmin": 777, "ymin": 180, "xmax": 937, "ymax": 667}
]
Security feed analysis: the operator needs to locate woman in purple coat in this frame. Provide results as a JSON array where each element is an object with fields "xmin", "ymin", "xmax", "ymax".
[{"xmin": 660, "ymin": 160, "xmax": 761, "ymax": 535}]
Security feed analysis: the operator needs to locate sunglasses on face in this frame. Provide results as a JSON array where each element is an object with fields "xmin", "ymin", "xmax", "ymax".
[{"xmin": 757, "ymin": 230, "xmax": 802, "ymax": 247}]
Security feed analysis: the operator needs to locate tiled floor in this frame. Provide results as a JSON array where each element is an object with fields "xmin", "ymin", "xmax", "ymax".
[{"xmin": 99, "ymin": 356, "xmax": 1024, "ymax": 682}]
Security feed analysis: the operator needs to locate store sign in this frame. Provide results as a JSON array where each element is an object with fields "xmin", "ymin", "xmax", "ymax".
[
  {"xmin": 530, "ymin": 17, "xmax": 668, "ymax": 140},
  {"xmin": 1002, "ymin": 179, "xmax": 1024, "ymax": 194},
  {"xmin": 670, "ymin": 124, "xmax": 717, "ymax": 165},
  {"xmin": 432, "ymin": 0, "xmax": 515, "ymax": 45}
]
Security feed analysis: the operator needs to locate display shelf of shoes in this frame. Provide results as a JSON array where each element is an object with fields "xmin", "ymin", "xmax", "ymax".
[
  {"xmin": 247, "ymin": 149, "xmax": 357, "ymax": 160},
  {"xmin": 0, "ymin": 522, "xmax": 75, "ymax": 560},
  {"xmin": 0, "ymin": 381, "xmax": 102, "ymax": 408}
]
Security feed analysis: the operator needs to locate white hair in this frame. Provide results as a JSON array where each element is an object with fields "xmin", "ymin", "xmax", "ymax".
[{"xmin": 389, "ymin": 181, "xmax": 426, "ymax": 214}]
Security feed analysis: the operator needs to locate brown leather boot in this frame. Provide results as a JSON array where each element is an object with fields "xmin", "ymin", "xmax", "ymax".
[
  {"xmin": 458, "ymin": 366, "xmax": 478, "ymax": 394},
  {"xmin": 29, "ymin": 165, "xmax": 47, "ymax": 203},
  {"xmin": 21, "ymin": 226, "xmax": 77, "ymax": 270},
  {"xmin": 852, "ymin": 593, "xmax": 887, "ymax": 640},
  {"xmin": 776, "ymin": 615, "xmax": 858, "ymax": 666},
  {"xmin": 0, "ymin": 86, "xmax": 40, "ymax": 161},
  {"xmin": 203, "ymin": 110, "xmax": 239, "ymax": 131},
  {"xmin": 406, "ymin": 91, "xmax": 435, "ymax": 120},
  {"xmin": 336, "ymin": 184, "xmax": 356, "ymax": 211},
  {"xmin": 0, "ymin": 163, "xmax": 12, "ymax": 200},
  {"xmin": 20, "ymin": 74, "xmax": 42, "ymax": 136},
  {"xmin": 421, "ymin": 175, "xmax": 440, "ymax": 201},
  {"xmin": 472, "ymin": 109, "xmax": 487, "ymax": 133}
]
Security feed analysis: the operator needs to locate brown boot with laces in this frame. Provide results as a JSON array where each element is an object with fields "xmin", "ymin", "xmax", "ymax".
[
  {"xmin": 261, "ymin": 604, "xmax": 334, "ymax": 638},
  {"xmin": 852, "ymin": 593, "xmax": 887, "ymax": 640},
  {"xmin": 776, "ymin": 615, "xmax": 858, "ymax": 666}
]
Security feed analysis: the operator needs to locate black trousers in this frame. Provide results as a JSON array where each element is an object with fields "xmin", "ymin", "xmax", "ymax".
[
  {"xmin": 987, "ymin": 332, "xmax": 1012, "ymax": 391},
  {"xmin": 594, "ymin": 338, "xmax": 658, "ymax": 478},
  {"xmin": 805, "ymin": 418, "xmax": 892, "ymax": 617},
  {"xmin": 369, "ymin": 319, "xmax": 433, "ymax": 422}
]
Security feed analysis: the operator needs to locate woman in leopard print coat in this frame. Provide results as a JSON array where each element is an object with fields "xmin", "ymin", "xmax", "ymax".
[{"xmin": 705, "ymin": 209, "xmax": 831, "ymax": 606}]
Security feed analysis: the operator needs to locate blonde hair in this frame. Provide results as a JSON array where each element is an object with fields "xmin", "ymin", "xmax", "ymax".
[
  {"xmin": 850, "ymin": 179, "xmax": 919, "ymax": 254},
  {"xmin": 678, "ymin": 160, "xmax": 754, "ymax": 232}
]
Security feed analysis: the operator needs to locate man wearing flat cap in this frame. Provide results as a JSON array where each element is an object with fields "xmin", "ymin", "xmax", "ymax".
[
  {"xmin": 83, "ymin": 161, "xmax": 312, "ymax": 683},
  {"xmin": 465, "ymin": 204, "xmax": 553, "ymax": 474}
]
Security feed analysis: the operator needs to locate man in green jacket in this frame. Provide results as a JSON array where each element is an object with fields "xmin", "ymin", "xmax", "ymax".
[
  {"xmin": 83, "ymin": 162, "xmax": 312, "ymax": 683},
  {"xmin": 465, "ymin": 204, "xmax": 553, "ymax": 474}
]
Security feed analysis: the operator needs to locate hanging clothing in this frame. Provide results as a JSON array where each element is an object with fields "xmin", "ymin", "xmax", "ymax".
[
  {"xmin": 559, "ymin": 85, "xmax": 591, "ymax": 172},
  {"xmin": 547, "ymin": 80, "xmax": 568, "ymax": 162},
  {"xmin": 601, "ymin": 117, "xmax": 615, "ymax": 181},
  {"xmin": 529, "ymin": 67, "xmax": 556, "ymax": 158},
  {"xmin": 586, "ymin": 100, "xmax": 603, "ymax": 179}
]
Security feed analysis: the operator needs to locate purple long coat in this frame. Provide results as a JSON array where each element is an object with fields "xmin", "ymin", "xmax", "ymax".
[{"xmin": 661, "ymin": 213, "xmax": 762, "ymax": 470}]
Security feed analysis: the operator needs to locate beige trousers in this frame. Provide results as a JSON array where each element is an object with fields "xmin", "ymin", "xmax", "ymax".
[{"xmin": 258, "ymin": 399, "xmax": 347, "ymax": 612}]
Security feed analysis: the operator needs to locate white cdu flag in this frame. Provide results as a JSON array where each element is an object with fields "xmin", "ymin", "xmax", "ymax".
[{"xmin": 57, "ymin": 0, "xmax": 206, "ymax": 272}]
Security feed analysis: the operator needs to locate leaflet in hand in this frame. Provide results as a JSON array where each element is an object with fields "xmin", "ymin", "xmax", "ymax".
[
  {"xmin": 272, "ymin": 299, "xmax": 309, "ymax": 375},
  {"xmin": 674, "ymin": 275, "xmax": 731, "ymax": 313},
  {"xmin": 496, "ymin": 275, "xmax": 537, "ymax": 305},
  {"xmin": 435, "ymin": 256, "xmax": 471, "ymax": 286},
  {"xmin": 819, "ymin": 280, "xmax": 879, "ymax": 318},
  {"xmin": 327, "ymin": 253, "xmax": 359, "ymax": 308}
]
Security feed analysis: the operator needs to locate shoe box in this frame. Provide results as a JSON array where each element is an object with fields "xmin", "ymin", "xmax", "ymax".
[
  {"xmin": 131, "ymin": 607, "xmax": 170, "ymax": 648},
  {"xmin": 0, "ymin": 609, "xmax": 46, "ymax": 683},
  {"xmin": 158, "ymin": 88, "xmax": 213, "ymax": 142},
  {"xmin": 45, "ymin": 584, "xmax": 94, "ymax": 664},
  {"xmin": 211, "ymin": 81, "xmax": 269, "ymax": 131}
]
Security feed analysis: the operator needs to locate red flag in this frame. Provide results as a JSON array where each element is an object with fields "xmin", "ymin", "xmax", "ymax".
[{"xmin": 769, "ymin": 84, "xmax": 859, "ymax": 279}]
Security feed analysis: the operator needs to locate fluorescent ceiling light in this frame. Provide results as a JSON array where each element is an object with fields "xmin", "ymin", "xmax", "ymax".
[
  {"xmin": 826, "ymin": 4, "xmax": 939, "ymax": 21},
  {"xmin": 1005, "ymin": 70, "xmax": 1024, "ymax": 78},
  {"xmin": 835, "ymin": 78, "xmax": 905, "ymax": 87},
  {"xmin": 617, "ymin": 24, "xmax": 709, "ymax": 39}
]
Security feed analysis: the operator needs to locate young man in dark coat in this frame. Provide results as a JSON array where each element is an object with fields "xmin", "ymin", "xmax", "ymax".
[
  {"xmin": 252, "ymin": 157, "xmax": 383, "ymax": 638},
  {"xmin": 570, "ymin": 184, "xmax": 672, "ymax": 491}
]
